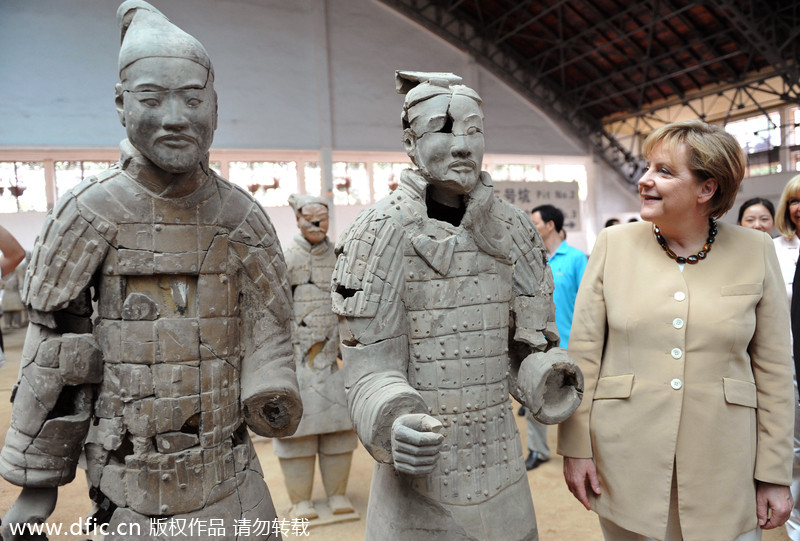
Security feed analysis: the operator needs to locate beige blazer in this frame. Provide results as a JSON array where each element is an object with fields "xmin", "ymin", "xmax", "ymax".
[{"xmin": 557, "ymin": 221, "xmax": 794, "ymax": 541}]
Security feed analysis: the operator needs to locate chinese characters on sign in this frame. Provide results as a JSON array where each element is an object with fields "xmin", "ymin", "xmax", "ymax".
[{"xmin": 494, "ymin": 181, "xmax": 581, "ymax": 230}]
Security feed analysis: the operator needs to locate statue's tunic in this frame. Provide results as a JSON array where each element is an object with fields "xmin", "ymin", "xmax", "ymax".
[
  {"xmin": 331, "ymin": 169, "xmax": 558, "ymax": 541},
  {"xmin": 283, "ymin": 235, "xmax": 351, "ymax": 437},
  {"xmin": 0, "ymin": 141, "xmax": 300, "ymax": 539}
]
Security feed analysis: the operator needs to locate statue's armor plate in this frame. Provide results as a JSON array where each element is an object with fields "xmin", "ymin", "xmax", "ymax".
[
  {"xmin": 11, "ymin": 165, "xmax": 289, "ymax": 516},
  {"xmin": 400, "ymin": 223, "xmax": 525, "ymax": 504},
  {"xmin": 284, "ymin": 236, "xmax": 350, "ymax": 437}
]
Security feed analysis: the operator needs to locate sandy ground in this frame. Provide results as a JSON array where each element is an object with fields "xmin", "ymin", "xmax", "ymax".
[{"xmin": 0, "ymin": 325, "xmax": 789, "ymax": 540}]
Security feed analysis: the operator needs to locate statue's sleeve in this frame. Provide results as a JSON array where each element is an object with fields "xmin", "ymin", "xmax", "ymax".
[
  {"xmin": 505, "ymin": 204, "xmax": 560, "ymax": 404},
  {"xmin": 0, "ymin": 191, "xmax": 108, "ymax": 487},
  {"xmin": 331, "ymin": 209, "xmax": 427, "ymax": 463},
  {"xmin": 229, "ymin": 200, "xmax": 302, "ymax": 438}
]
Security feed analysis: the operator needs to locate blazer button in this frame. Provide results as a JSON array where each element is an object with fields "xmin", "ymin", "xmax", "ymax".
[
  {"xmin": 672, "ymin": 318, "xmax": 684, "ymax": 329},
  {"xmin": 670, "ymin": 378, "xmax": 682, "ymax": 390},
  {"xmin": 671, "ymin": 348, "xmax": 682, "ymax": 359},
  {"xmin": 673, "ymin": 291, "xmax": 686, "ymax": 301}
]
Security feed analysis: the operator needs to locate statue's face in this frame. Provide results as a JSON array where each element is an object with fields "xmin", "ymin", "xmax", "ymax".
[
  {"xmin": 297, "ymin": 203, "xmax": 329, "ymax": 244},
  {"xmin": 407, "ymin": 93, "xmax": 484, "ymax": 195},
  {"xmin": 118, "ymin": 57, "xmax": 216, "ymax": 174}
]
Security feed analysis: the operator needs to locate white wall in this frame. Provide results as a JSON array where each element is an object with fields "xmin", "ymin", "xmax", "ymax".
[{"xmin": 0, "ymin": 0, "xmax": 584, "ymax": 156}]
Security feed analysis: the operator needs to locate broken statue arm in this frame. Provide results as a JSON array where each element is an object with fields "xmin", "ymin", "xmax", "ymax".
[
  {"xmin": 331, "ymin": 211, "xmax": 442, "ymax": 474},
  {"xmin": 506, "ymin": 206, "xmax": 583, "ymax": 424},
  {"xmin": 0, "ymin": 193, "xmax": 109, "ymax": 537},
  {"xmin": 232, "ymin": 202, "xmax": 302, "ymax": 438}
]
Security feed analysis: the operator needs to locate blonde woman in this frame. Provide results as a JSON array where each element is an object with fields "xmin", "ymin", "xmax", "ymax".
[
  {"xmin": 559, "ymin": 120, "xmax": 794, "ymax": 541},
  {"xmin": 775, "ymin": 176, "xmax": 800, "ymax": 302},
  {"xmin": 775, "ymin": 175, "xmax": 800, "ymax": 541}
]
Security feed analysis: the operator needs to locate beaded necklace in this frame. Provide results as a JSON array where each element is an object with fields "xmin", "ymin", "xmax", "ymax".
[{"xmin": 653, "ymin": 218, "xmax": 717, "ymax": 264}]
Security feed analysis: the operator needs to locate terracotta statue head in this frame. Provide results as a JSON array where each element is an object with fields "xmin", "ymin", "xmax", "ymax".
[
  {"xmin": 398, "ymin": 71, "xmax": 485, "ymax": 196},
  {"xmin": 289, "ymin": 194, "xmax": 330, "ymax": 245},
  {"xmin": 114, "ymin": 0, "xmax": 218, "ymax": 174}
]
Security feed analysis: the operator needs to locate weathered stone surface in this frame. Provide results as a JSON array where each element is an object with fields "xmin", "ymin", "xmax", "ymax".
[
  {"xmin": 329, "ymin": 71, "xmax": 583, "ymax": 541},
  {"xmin": 274, "ymin": 194, "xmax": 357, "ymax": 525},
  {"xmin": 0, "ymin": 2, "xmax": 300, "ymax": 537}
]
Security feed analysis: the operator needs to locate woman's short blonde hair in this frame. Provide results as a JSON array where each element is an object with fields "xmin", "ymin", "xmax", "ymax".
[
  {"xmin": 642, "ymin": 120, "xmax": 745, "ymax": 219},
  {"xmin": 775, "ymin": 174, "xmax": 800, "ymax": 238}
]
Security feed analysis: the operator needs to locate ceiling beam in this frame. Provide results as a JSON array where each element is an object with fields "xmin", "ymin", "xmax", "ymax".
[{"xmin": 376, "ymin": 0, "xmax": 644, "ymax": 190}]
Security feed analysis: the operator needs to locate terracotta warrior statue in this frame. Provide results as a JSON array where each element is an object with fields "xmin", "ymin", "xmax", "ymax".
[
  {"xmin": 0, "ymin": 2, "xmax": 302, "ymax": 539},
  {"xmin": 330, "ymin": 71, "xmax": 584, "ymax": 541},
  {"xmin": 274, "ymin": 194, "xmax": 358, "ymax": 523}
]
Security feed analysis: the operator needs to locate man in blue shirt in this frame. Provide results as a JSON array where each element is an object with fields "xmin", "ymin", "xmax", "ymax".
[{"xmin": 525, "ymin": 204, "xmax": 587, "ymax": 469}]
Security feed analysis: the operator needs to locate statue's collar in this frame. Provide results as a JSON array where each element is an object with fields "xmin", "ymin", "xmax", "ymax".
[
  {"xmin": 118, "ymin": 139, "xmax": 211, "ymax": 198},
  {"xmin": 293, "ymin": 233, "xmax": 332, "ymax": 255},
  {"xmin": 399, "ymin": 169, "xmax": 511, "ymax": 274}
]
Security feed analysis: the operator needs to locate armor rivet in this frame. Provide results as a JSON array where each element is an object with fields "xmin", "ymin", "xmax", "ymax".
[
  {"xmin": 453, "ymin": 407, "xmax": 458, "ymax": 413},
  {"xmin": 465, "ymin": 361, "xmax": 470, "ymax": 366},
  {"xmin": 415, "ymin": 365, "xmax": 420, "ymax": 371},
  {"xmin": 466, "ymin": 465, "xmax": 472, "ymax": 471},
  {"xmin": 452, "ymin": 325, "xmax": 457, "ymax": 331},
  {"xmin": 484, "ymin": 490, "xmax": 489, "ymax": 496},
  {"xmin": 161, "ymin": 505, "xmax": 169, "ymax": 512},
  {"xmin": 155, "ymin": 224, "xmax": 162, "ymax": 231},
  {"xmin": 454, "ymin": 350, "xmax": 459, "ymax": 356},
  {"xmin": 443, "ymin": 480, "xmax": 448, "ymax": 486},
  {"xmin": 162, "ymin": 474, "xmax": 171, "ymax": 481},
  {"xmin": 467, "ymin": 494, "xmax": 472, "ymax": 500},
  {"xmin": 444, "ymin": 468, "xmax": 449, "ymax": 474},
  {"xmin": 440, "ymin": 350, "xmax": 445, "ymax": 355}
]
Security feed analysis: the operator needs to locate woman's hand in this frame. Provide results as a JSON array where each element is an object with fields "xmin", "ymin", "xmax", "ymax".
[
  {"xmin": 756, "ymin": 481, "xmax": 793, "ymax": 529},
  {"xmin": 563, "ymin": 457, "xmax": 601, "ymax": 510}
]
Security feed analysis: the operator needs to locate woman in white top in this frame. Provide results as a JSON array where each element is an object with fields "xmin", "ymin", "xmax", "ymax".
[
  {"xmin": 775, "ymin": 176, "xmax": 800, "ymax": 303},
  {"xmin": 775, "ymin": 174, "xmax": 800, "ymax": 541}
]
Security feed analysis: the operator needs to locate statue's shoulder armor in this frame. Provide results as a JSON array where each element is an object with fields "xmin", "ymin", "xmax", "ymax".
[
  {"xmin": 331, "ymin": 207, "xmax": 405, "ymax": 319},
  {"xmin": 22, "ymin": 172, "xmax": 119, "ymax": 312},
  {"xmin": 218, "ymin": 179, "xmax": 291, "ymax": 321},
  {"xmin": 506, "ymin": 201, "xmax": 550, "ymax": 296},
  {"xmin": 283, "ymin": 239, "xmax": 311, "ymax": 287}
]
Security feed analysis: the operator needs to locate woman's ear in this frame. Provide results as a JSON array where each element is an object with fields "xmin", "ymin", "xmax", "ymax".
[{"xmin": 698, "ymin": 177, "xmax": 718, "ymax": 205}]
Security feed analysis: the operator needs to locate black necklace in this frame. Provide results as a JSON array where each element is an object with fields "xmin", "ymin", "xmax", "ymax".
[{"xmin": 653, "ymin": 218, "xmax": 717, "ymax": 264}]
